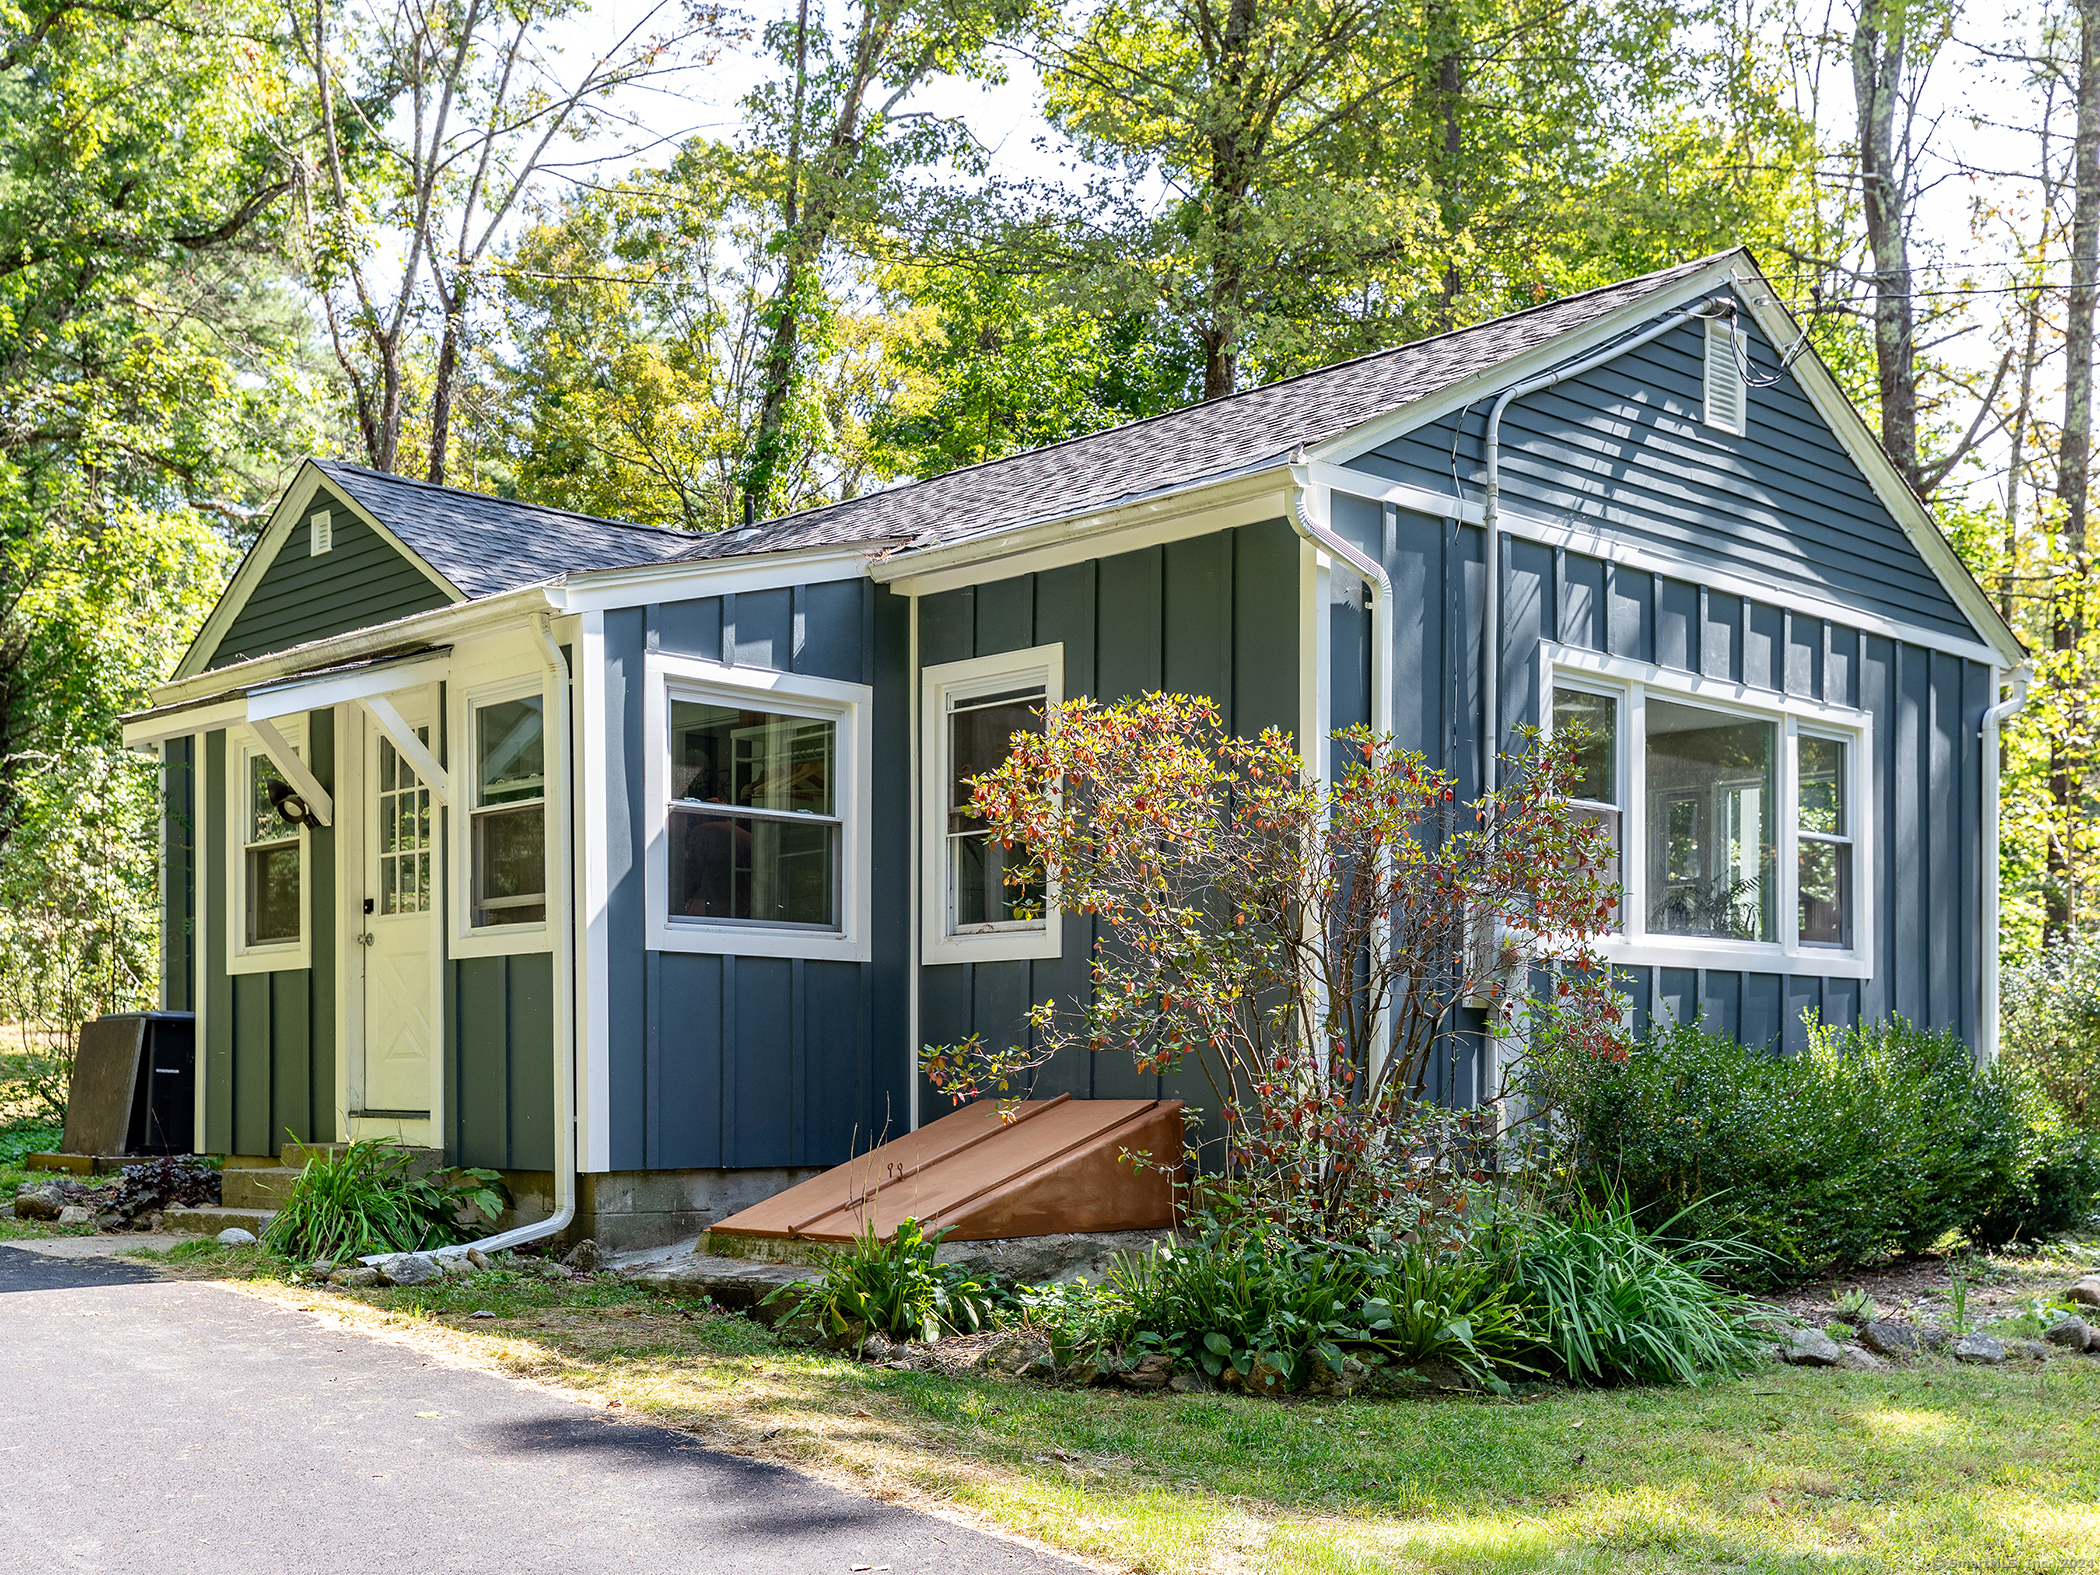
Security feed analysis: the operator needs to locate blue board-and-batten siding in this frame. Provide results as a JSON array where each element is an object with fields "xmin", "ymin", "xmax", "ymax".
[
  {"xmin": 204, "ymin": 487, "xmax": 452, "ymax": 670},
  {"xmin": 603, "ymin": 579, "xmax": 910, "ymax": 1173},
  {"xmin": 1348, "ymin": 288, "xmax": 1975, "ymax": 644},
  {"xmin": 915, "ymin": 520, "xmax": 1303, "ymax": 1125},
  {"xmin": 199, "ymin": 719, "xmax": 337, "ymax": 1156},
  {"xmin": 1326, "ymin": 510, "xmax": 1988, "ymax": 1053}
]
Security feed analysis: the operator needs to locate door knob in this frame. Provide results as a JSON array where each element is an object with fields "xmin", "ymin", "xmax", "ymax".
[{"xmin": 358, "ymin": 931, "xmax": 376, "ymax": 946}]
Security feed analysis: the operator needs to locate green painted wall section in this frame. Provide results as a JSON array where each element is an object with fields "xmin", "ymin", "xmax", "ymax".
[
  {"xmin": 201, "ymin": 715, "xmax": 337, "ymax": 1157},
  {"xmin": 161, "ymin": 736, "xmax": 196, "ymax": 1012},
  {"xmin": 202, "ymin": 484, "xmax": 452, "ymax": 670},
  {"xmin": 446, "ymin": 953, "xmax": 556, "ymax": 1171}
]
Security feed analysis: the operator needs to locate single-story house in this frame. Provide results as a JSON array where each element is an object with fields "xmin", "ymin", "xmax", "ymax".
[{"xmin": 123, "ymin": 248, "xmax": 2026, "ymax": 1248}]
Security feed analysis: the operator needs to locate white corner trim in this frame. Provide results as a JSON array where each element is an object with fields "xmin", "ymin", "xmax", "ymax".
[
  {"xmin": 642, "ymin": 651, "xmax": 875, "ymax": 963},
  {"xmin": 919, "ymin": 644, "xmax": 1065, "ymax": 964}
]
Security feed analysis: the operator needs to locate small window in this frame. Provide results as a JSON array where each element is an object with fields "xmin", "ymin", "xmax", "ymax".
[
  {"xmin": 667, "ymin": 699, "xmax": 840, "ymax": 929},
  {"xmin": 1797, "ymin": 734, "xmax": 1852, "ymax": 947},
  {"xmin": 472, "ymin": 695, "xmax": 545, "ymax": 927},
  {"xmin": 245, "ymin": 753, "xmax": 301, "ymax": 945},
  {"xmin": 1704, "ymin": 317, "xmax": 1746, "ymax": 435},
  {"xmin": 948, "ymin": 687, "xmax": 1047, "ymax": 932},
  {"xmin": 1646, "ymin": 698, "xmax": 1775, "ymax": 942},
  {"xmin": 1551, "ymin": 686, "xmax": 1620, "ymax": 925}
]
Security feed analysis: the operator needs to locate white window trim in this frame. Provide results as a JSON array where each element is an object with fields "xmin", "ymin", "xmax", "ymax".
[
  {"xmin": 451, "ymin": 673, "xmax": 555, "ymax": 959},
  {"xmin": 227, "ymin": 721, "xmax": 312, "ymax": 975},
  {"xmin": 1542, "ymin": 643, "xmax": 1876, "ymax": 980},
  {"xmin": 643, "ymin": 652, "xmax": 872, "ymax": 962},
  {"xmin": 921, "ymin": 644, "xmax": 1064, "ymax": 963}
]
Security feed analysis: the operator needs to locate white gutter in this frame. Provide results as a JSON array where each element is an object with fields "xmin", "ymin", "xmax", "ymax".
[
  {"xmin": 1978, "ymin": 663, "xmax": 2033, "ymax": 1064},
  {"xmin": 439, "ymin": 614, "xmax": 579, "ymax": 1257},
  {"xmin": 1483, "ymin": 299, "xmax": 1734, "ymax": 790}
]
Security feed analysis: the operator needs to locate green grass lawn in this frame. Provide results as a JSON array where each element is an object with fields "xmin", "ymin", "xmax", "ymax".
[{"xmin": 111, "ymin": 1239, "xmax": 2100, "ymax": 1575}]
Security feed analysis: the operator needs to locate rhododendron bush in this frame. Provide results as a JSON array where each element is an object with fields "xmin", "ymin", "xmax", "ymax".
[{"xmin": 919, "ymin": 693, "xmax": 1631, "ymax": 1240}]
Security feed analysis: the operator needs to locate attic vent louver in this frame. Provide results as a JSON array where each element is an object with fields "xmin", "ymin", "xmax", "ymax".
[
  {"xmin": 1703, "ymin": 317, "xmax": 1746, "ymax": 436},
  {"xmin": 309, "ymin": 510, "xmax": 333, "ymax": 556}
]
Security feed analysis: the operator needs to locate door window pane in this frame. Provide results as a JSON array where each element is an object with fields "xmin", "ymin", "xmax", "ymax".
[
  {"xmin": 1645, "ymin": 699, "xmax": 1775, "ymax": 941},
  {"xmin": 377, "ymin": 729, "xmax": 432, "ymax": 915}
]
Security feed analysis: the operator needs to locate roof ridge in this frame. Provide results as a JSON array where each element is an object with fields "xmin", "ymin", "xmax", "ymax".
[
  {"xmin": 314, "ymin": 460, "xmax": 707, "ymax": 543},
  {"xmin": 722, "ymin": 250, "xmax": 1742, "ymax": 544}
]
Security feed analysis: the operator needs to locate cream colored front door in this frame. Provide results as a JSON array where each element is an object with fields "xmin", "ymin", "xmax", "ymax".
[{"xmin": 362, "ymin": 711, "xmax": 436, "ymax": 1115}]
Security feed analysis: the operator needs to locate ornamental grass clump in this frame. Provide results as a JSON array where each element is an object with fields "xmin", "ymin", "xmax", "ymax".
[
  {"xmin": 262, "ymin": 1138, "xmax": 505, "ymax": 1260},
  {"xmin": 921, "ymin": 693, "xmax": 1631, "ymax": 1244}
]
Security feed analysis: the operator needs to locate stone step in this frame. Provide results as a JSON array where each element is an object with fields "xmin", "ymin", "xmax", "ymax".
[
  {"xmin": 163, "ymin": 1205, "xmax": 275, "ymax": 1238},
  {"xmin": 221, "ymin": 1168, "xmax": 303, "ymax": 1210}
]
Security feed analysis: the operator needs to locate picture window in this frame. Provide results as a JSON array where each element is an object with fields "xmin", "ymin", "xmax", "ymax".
[{"xmin": 667, "ymin": 699, "xmax": 840, "ymax": 930}]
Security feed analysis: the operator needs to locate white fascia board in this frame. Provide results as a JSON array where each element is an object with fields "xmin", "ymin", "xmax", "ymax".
[
  {"xmin": 244, "ymin": 652, "xmax": 454, "ymax": 721},
  {"xmin": 1307, "ymin": 251, "xmax": 2025, "ymax": 672},
  {"xmin": 172, "ymin": 462, "xmax": 465, "ymax": 681},
  {"xmin": 122, "ymin": 696, "xmax": 250, "ymax": 750},
  {"xmin": 143, "ymin": 584, "xmax": 560, "ymax": 712},
  {"xmin": 551, "ymin": 543, "xmax": 881, "ymax": 611},
  {"xmin": 1317, "ymin": 465, "xmax": 2007, "ymax": 669},
  {"xmin": 872, "ymin": 466, "xmax": 1296, "ymax": 597}
]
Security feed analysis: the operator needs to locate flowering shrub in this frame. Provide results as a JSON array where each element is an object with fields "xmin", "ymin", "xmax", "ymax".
[{"xmin": 919, "ymin": 693, "xmax": 1630, "ymax": 1240}]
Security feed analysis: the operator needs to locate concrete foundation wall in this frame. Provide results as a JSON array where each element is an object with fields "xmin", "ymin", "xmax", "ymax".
[{"xmin": 494, "ymin": 1166, "xmax": 825, "ymax": 1252}]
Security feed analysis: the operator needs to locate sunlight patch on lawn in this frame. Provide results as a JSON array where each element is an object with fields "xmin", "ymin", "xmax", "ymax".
[{"xmin": 1856, "ymin": 1406, "xmax": 1962, "ymax": 1444}]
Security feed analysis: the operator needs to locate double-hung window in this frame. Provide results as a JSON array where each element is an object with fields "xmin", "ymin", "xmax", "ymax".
[
  {"xmin": 1547, "ymin": 654, "xmax": 1869, "ymax": 972},
  {"xmin": 245, "ymin": 749, "xmax": 302, "ymax": 947},
  {"xmin": 645, "ymin": 655, "xmax": 870, "ymax": 961},
  {"xmin": 668, "ymin": 700, "xmax": 840, "ymax": 929},
  {"xmin": 922, "ymin": 645, "xmax": 1063, "ymax": 961},
  {"xmin": 471, "ymin": 695, "xmax": 546, "ymax": 928}
]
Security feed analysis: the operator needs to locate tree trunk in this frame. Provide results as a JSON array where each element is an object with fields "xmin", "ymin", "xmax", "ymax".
[
  {"xmin": 1435, "ymin": 45, "xmax": 1464, "ymax": 328},
  {"xmin": 427, "ymin": 302, "xmax": 462, "ymax": 486},
  {"xmin": 2049, "ymin": 0, "xmax": 2100, "ymax": 940},
  {"xmin": 1852, "ymin": 0, "xmax": 1921, "ymax": 493}
]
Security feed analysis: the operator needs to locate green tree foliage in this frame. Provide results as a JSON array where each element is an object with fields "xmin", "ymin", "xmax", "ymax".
[
  {"xmin": 1, "ymin": 0, "xmax": 321, "ymax": 1034},
  {"xmin": 493, "ymin": 146, "xmax": 893, "ymax": 529}
]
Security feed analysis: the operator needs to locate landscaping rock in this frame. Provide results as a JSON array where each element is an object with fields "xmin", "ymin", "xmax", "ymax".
[
  {"xmin": 1952, "ymin": 1333, "xmax": 2007, "ymax": 1364},
  {"xmin": 2045, "ymin": 1316, "xmax": 2090, "ymax": 1350},
  {"xmin": 1918, "ymin": 1325, "xmax": 1952, "ymax": 1353},
  {"xmin": 1782, "ymin": 1328, "xmax": 1845, "ymax": 1366},
  {"xmin": 2012, "ymin": 1339, "xmax": 2054, "ymax": 1361},
  {"xmin": 1836, "ymin": 1344, "xmax": 1884, "ymax": 1372},
  {"xmin": 370, "ymin": 1252, "xmax": 443, "ymax": 1287},
  {"xmin": 563, "ymin": 1239, "xmax": 605, "ymax": 1273},
  {"xmin": 2068, "ymin": 1277, "xmax": 2100, "ymax": 1307},
  {"xmin": 216, "ymin": 1226, "xmax": 258, "ymax": 1247},
  {"xmin": 1065, "ymin": 1352, "xmax": 1121, "ymax": 1387},
  {"xmin": 465, "ymin": 1247, "xmax": 494, "ymax": 1271},
  {"xmin": 0, "ymin": 1203, "xmax": 13, "ymax": 1219},
  {"xmin": 437, "ymin": 1254, "xmax": 473, "ymax": 1279},
  {"xmin": 14, "ymin": 1186, "xmax": 63, "ymax": 1221},
  {"xmin": 328, "ymin": 1267, "xmax": 381, "ymax": 1288},
  {"xmin": 1118, "ymin": 1353, "xmax": 1174, "ymax": 1392},
  {"xmin": 976, "ymin": 1333, "xmax": 1055, "ymax": 1382},
  {"xmin": 1859, "ymin": 1321, "xmax": 1921, "ymax": 1358},
  {"xmin": 537, "ymin": 1258, "xmax": 576, "ymax": 1280},
  {"xmin": 308, "ymin": 1260, "xmax": 338, "ymax": 1278},
  {"xmin": 1307, "ymin": 1355, "xmax": 1370, "ymax": 1397},
  {"xmin": 1167, "ymin": 1370, "xmax": 1215, "ymax": 1394},
  {"xmin": 54, "ymin": 1204, "xmax": 93, "ymax": 1227}
]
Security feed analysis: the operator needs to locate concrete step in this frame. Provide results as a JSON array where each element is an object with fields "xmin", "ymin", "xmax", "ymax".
[
  {"xmin": 280, "ymin": 1141, "xmax": 446, "ymax": 1177},
  {"xmin": 221, "ymin": 1168, "xmax": 303, "ymax": 1209},
  {"xmin": 164, "ymin": 1206, "xmax": 275, "ymax": 1238}
]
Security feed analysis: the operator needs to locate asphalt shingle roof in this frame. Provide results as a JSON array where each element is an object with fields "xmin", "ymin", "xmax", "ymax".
[
  {"xmin": 675, "ymin": 254, "xmax": 1730, "ymax": 563},
  {"xmin": 313, "ymin": 462, "xmax": 699, "ymax": 597},
  {"xmin": 309, "ymin": 254, "xmax": 1728, "ymax": 591}
]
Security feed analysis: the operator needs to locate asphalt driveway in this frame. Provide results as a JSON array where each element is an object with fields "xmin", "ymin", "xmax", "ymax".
[{"xmin": 0, "ymin": 1244, "xmax": 1087, "ymax": 1574}]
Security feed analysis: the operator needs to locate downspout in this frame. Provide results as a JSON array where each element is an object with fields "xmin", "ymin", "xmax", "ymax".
[
  {"xmin": 1482, "ymin": 298, "xmax": 1735, "ymax": 790},
  {"xmin": 440, "ymin": 614, "xmax": 577, "ymax": 1256},
  {"xmin": 1978, "ymin": 664, "xmax": 2032, "ymax": 1064},
  {"xmin": 1287, "ymin": 469, "xmax": 1395, "ymax": 1071}
]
